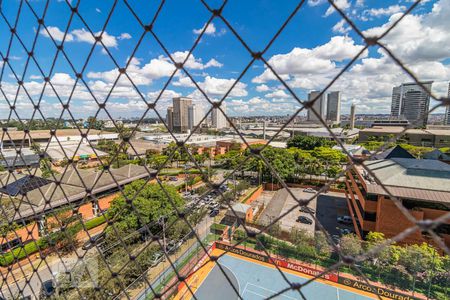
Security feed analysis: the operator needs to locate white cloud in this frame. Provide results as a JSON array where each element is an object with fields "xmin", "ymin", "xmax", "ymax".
[
  {"xmin": 29, "ymin": 75, "xmax": 42, "ymax": 80},
  {"xmin": 324, "ymin": 0, "xmax": 351, "ymax": 17},
  {"xmin": 265, "ymin": 90, "xmax": 290, "ymax": 99},
  {"xmin": 171, "ymin": 51, "xmax": 223, "ymax": 69},
  {"xmin": 363, "ymin": 0, "xmax": 450, "ymax": 63},
  {"xmin": 365, "ymin": 5, "xmax": 406, "ymax": 17},
  {"xmin": 40, "ymin": 26, "xmax": 74, "ymax": 42},
  {"xmin": 193, "ymin": 23, "xmax": 226, "ymax": 36},
  {"xmin": 87, "ymin": 52, "xmax": 222, "ymax": 86},
  {"xmin": 118, "ymin": 33, "xmax": 132, "ymax": 40},
  {"xmin": 256, "ymin": 84, "xmax": 270, "ymax": 92},
  {"xmin": 332, "ymin": 19, "xmax": 350, "ymax": 34},
  {"xmin": 197, "ymin": 76, "xmax": 248, "ymax": 98},
  {"xmin": 40, "ymin": 26, "xmax": 130, "ymax": 48},
  {"xmin": 253, "ymin": 36, "xmax": 365, "ymax": 84}
]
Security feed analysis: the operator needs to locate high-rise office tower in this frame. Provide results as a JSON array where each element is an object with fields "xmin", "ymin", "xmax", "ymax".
[
  {"xmin": 326, "ymin": 91, "xmax": 341, "ymax": 124},
  {"xmin": 390, "ymin": 82, "xmax": 433, "ymax": 127},
  {"xmin": 166, "ymin": 106, "xmax": 173, "ymax": 131},
  {"xmin": 350, "ymin": 104, "xmax": 356, "ymax": 130},
  {"xmin": 188, "ymin": 104, "xmax": 203, "ymax": 131},
  {"xmin": 444, "ymin": 82, "xmax": 450, "ymax": 125},
  {"xmin": 211, "ymin": 102, "xmax": 228, "ymax": 129},
  {"xmin": 307, "ymin": 91, "xmax": 326, "ymax": 123},
  {"xmin": 172, "ymin": 97, "xmax": 192, "ymax": 133}
]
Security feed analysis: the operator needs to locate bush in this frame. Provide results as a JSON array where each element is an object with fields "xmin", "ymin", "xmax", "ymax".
[
  {"xmin": 210, "ymin": 223, "xmax": 227, "ymax": 233},
  {"xmin": 0, "ymin": 239, "xmax": 47, "ymax": 266}
]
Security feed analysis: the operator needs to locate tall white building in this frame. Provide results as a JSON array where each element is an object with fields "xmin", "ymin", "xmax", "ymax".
[
  {"xmin": 211, "ymin": 102, "xmax": 228, "ymax": 129},
  {"xmin": 307, "ymin": 91, "xmax": 326, "ymax": 123},
  {"xmin": 187, "ymin": 104, "xmax": 203, "ymax": 131},
  {"xmin": 326, "ymin": 91, "xmax": 341, "ymax": 124},
  {"xmin": 444, "ymin": 82, "xmax": 450, "ymax": 125},
  {"xmin": 350, "ymin": 104, "xmax": 356, "ymax": 130},
  {"xmin": 172, "ymin": 97, "xmax": 192, "ymax": 132},
  {"xmin": 390, "ymin": 82, "xmax": 433, "ymax": 127},
  {"xmin": 166, "ymin": 106, "xmax": 173, "ymax": 131}
]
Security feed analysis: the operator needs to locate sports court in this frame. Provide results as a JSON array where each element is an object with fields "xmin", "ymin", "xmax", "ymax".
[{"xmin": 176, "ymin": 247, "xmax": 377, "ymax": 300}]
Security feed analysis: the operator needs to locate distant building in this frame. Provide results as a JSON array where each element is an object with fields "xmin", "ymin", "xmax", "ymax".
[
  {"xmin": 187, "ymin": 104, "xmax": 203, "ymax": 131},
  {"xmin": 326, "ymin": 91, "xmax": 341, "ymax": 124},
  {"xmin": 0, "ymin": 129, "xmax": 118, "ymax": 150},
  {"xmin": 172, "ymin": 97, "xmax": 192, "ymax": 133},
  {"xmin": 390, "ymin": 82, "xmax": 433, "ymax": 127},
  {"xmin": 444, "ymin": 82, "xmax": 450, "ymax": 125},
  {"xmin": 372, "ymin": 145, "xmax": 415, "ymax": 160},
  {"xmin": 307, "ymin": 91, "xmax": 326, "ymax": 123},
  {"xmin": 350, "ymin": 104, "xmax": 356, "ymax": 130},
  {"xmin": 359, "ymin": 126, "xmax": 450, "ymax": 148},
  {"xmin": 345, "ymin": 158, "xmax": 450, "ymax": 247},
  {"xmin": 166, "ymin": 106, "xmax": 173, "ymax": 131},
  {"xmin": 0, "ymin": 148, "xmax": 40, "ymax": 169},
  {"xmin": 211, "ymin": 102, "xmax": 228, "ymax": 129}
]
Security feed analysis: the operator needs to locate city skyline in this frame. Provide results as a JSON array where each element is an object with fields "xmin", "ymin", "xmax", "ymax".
[{"xmin": 0, "ymin": 1, "xmax": 450, "ymax": 120}]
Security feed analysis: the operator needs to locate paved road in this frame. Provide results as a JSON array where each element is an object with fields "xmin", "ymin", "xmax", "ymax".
[
  {"xmin": 316, "ymin": 193, "xmax": 351, "ymax": 236},
  {"xmin": 135, "ymin": 216, "xmax": 212, "ymax": 300}
]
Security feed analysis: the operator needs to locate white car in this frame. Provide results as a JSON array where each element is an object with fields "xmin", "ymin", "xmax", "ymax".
[{"xmin": 303, "ymin": 188, "xmax": 316, "ymax": 193}]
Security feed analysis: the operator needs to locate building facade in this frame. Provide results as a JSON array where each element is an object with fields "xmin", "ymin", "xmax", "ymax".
[
  {"xmin": 211, "ymin": 102, "xmax": 228, "ymax": 129},
  {"xmin": 345, "ymin": 158, "xmax": 450, "ymax": 248},
  {"xmin": 172, "ymin": 97, "xmax": 192, "ymax": 133},
  {"xmin": 444, "ymin": 82, "xmax": 450, "ymax": 125},
  {"xmin": 390, "ymin": 82, "xmax": 433, "ymax": 127},
  {"xmin": 307, "ymin": 91, "xmax": 326, "ymax": 123},
  {"xmin": 359, "ymin": 126, "xmax": 450, "ymax": 148},
  {"xmin": 326, "ymin": 91, "xmax": 341, "ymax": 124},
  {"xmin": 187, "ymin": 104, "xmax": 203, "ymax": 131},
  {"xmin": 166, "ymin": 106, "xmax": 173, "ymax": 131}
]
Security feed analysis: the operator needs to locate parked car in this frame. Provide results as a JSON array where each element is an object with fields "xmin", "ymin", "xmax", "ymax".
[
  {"xmin": 339, "ymin": 228, "xmax": 353, "ymax": 235},
  {"xmin": 150, "ymin": 252, "xmax": 165, "ymax": 267},
  {"xmin": 299, "ymin": 206, "xmax": 315, "ymax": 214},
  {"xmin": 303, "ymin": 188, "xmax": 316, "ymax": 193},
  {"xmin": 169, "ymin": 176, "xmax": 178, "ymax": 181},
  {"xmin": 39, "ymin": 280, "xmax": 56, "ymax": 298},
  {"xmin": 337, "ymin": 216, "xmax": 353, "ymax": 224},
  {"xmin": 296, "ymin": 216, "xmax": 313, "ymax": 225},
  {"xmin": 166, "ymin": 240, "xmax": 182, "ymax": 254},
  {"xmin": 82, "ymin": 232, "xmax": 106, "ymax": 251},
  {"xmin": 331, "ymin": 234, "xmax": 340, "ymax": 243},
  {"xmin": 209, "ymin": 209, "xmax": 219, "ymax": 217}
]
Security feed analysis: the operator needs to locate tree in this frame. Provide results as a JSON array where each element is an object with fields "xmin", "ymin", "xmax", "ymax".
[
  {"xmin": 289, "ymin": 228, "xmax": 312, "ymax": 246},
  {"xmin": 107, "ymin": 180, "xmax": 184, "ymax": 235},
  {"xmin": 315, "ymin": 231, "xmax": 332, "ymax": 258},
  {"xmin": 287, "ymin": 135, "xmax": 335, "ymax": 150},
  {"xmin": 339, "ymin": 234, "xmax": 362, "ymax": 257},
  {"xmin": 86, "ymin": 116, "xmax": 104, "ymax": 130}
]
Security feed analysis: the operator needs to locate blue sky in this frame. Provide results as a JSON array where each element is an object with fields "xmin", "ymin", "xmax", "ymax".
[{"xmin": 0, "ymin": 0, "xmax": 448, "ymax": 121}]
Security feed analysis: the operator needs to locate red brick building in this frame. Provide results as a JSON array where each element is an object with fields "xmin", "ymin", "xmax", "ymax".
[{"xmin": 345, "ymin": 157, "xmax": 450, "ymax": 247}]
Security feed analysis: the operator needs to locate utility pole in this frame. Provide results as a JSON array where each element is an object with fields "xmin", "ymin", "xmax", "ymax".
[{"xmin": 159, "ymin": 216, "xmax": 166, "ymax": 251}]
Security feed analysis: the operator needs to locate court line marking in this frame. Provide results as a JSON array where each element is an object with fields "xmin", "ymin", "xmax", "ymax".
[
  {"xmin": 215, "ymin": 249, "xmax": 377, "ymax": 300},
  {"xmin": 220, "ymin": 264, "xmax": 241, "ymax": 298},
  {"xmin": 245, "ymin": 282, "xmax": 297, "ymax": 300}
]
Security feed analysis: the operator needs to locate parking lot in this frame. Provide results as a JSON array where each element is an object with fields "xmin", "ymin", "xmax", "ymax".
[{"xmin": 258, "ymin": 188, "xmax": 352, "ymax": 237}]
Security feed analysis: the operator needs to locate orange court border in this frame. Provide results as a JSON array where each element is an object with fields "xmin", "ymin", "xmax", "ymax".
[{"xmin": 174, "ymin": 247, "xmax": 387, "ymax": 300}]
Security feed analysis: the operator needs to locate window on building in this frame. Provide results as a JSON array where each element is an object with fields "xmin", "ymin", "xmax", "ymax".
[
  {"xmin": 364, "ymin": 212, "xmax": 377, "ymax": 222},
  {"xmin": 366, "ymin": 193, "xmax": 378, "ymax": 202}
]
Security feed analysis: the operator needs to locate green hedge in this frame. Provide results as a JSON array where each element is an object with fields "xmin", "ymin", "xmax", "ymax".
[
  {"xmin": 175, "ymin": 176, "xmax": 202, "ymax": 191},
  {"xmin": 210, "ymin": 223, "xmax": 227, "ymax": 233},
  {"xmin": 0, "ymin": 239, "xmax": 47, "ymax": 266},
  {"xmin": 0, "ymin": 215, "xmax": 108, "ymax": 266}
]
